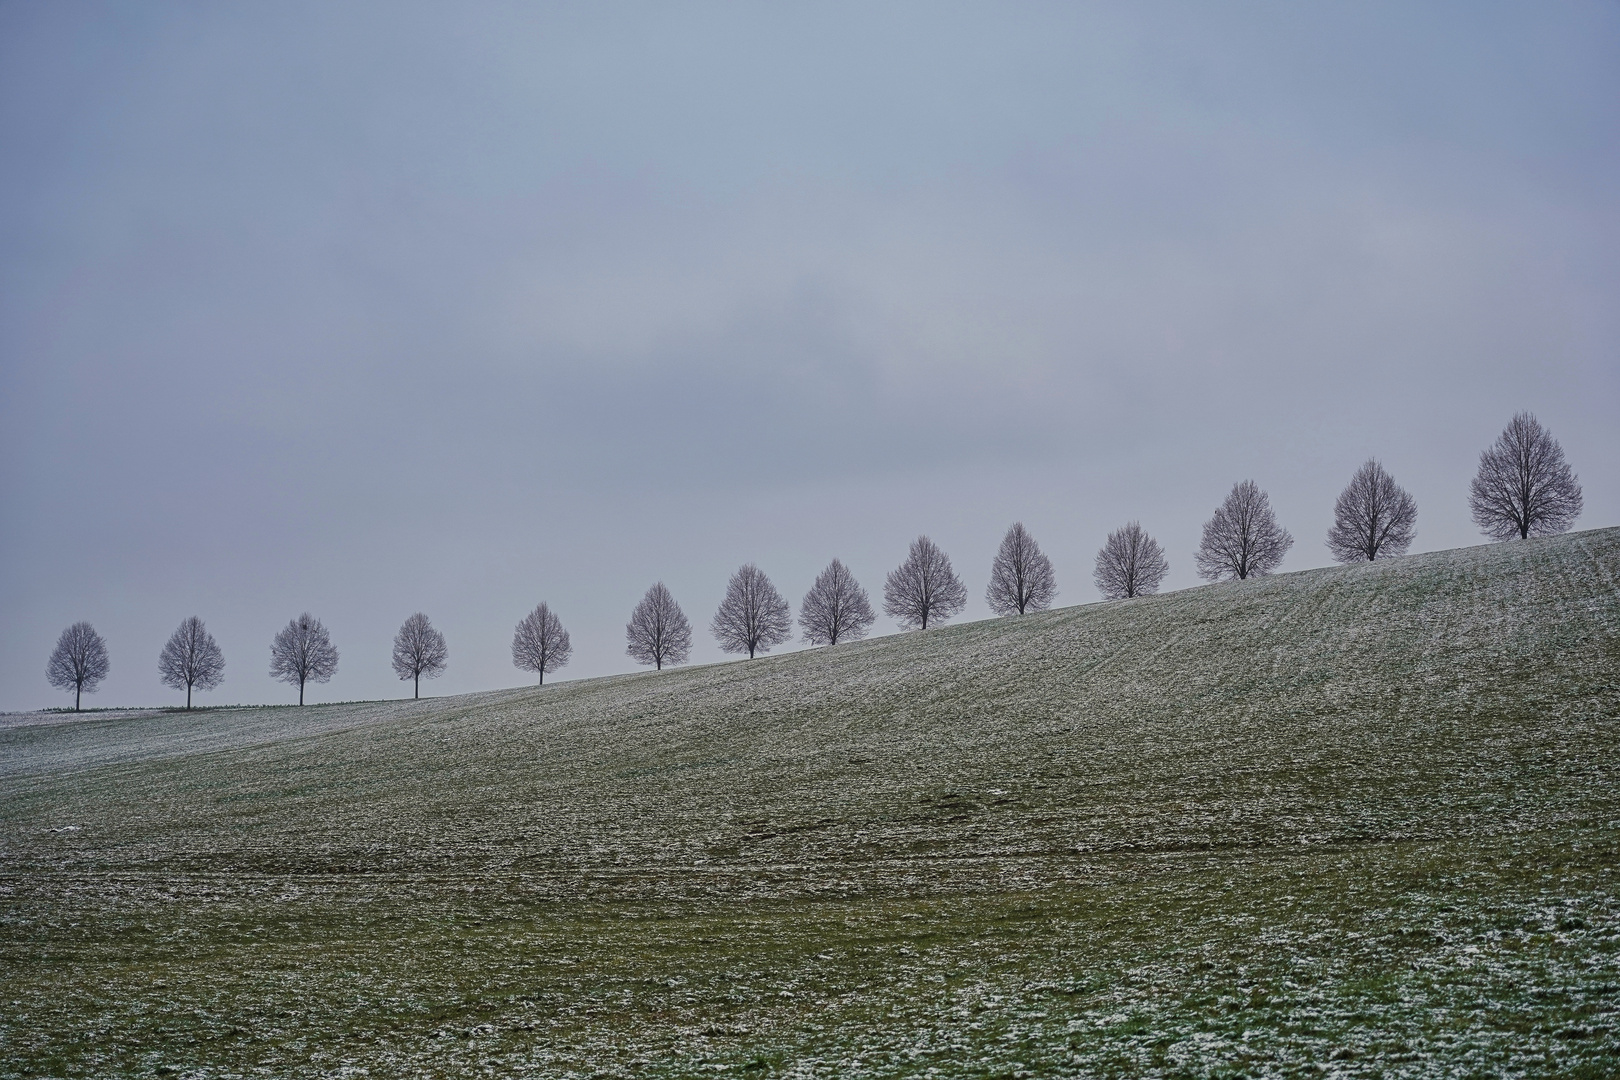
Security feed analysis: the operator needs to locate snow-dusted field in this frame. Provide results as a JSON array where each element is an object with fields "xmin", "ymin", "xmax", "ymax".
[
  {"xmin": 0, "ymin": 689, "xmax": 531, "ymax": 778},
  {"xmin": 2, "ymin": 528, "xmax": 1618, "ymax": 1077}
]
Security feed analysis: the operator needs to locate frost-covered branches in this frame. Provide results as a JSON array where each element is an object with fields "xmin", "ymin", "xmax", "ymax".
[
  {"xmin": 1093, "ymin": 522, "xmax": 1169, "ymax": 599},
  {"xmin": 884, "ymin": 536, "xmax": 967, "ymax": 630},
  {"xmin": 712, "ymin": 564, "xmax": 792, "ymax": 659},
  {"xmin": 1327, "ymin": 460, "xmax": 1417, "ymax": 562},
  {"xmin": 985, "ymin": 522, "xmax": 1057, "ymax": 616},
  {"xmin": 626, "ymin": 582, "xmax": 692, "ymax": 670},
  {"xmin": 512, "ymin": 603, "xmax": 572, "ymax": 685},
  {"xmin": 1468, "ymin": 412, "xmax": 1583, "ymax": 541},
  {"xmin": 269, "ymin": 613, "xmax": 339, "ymax": 705},
  {"xmin": 158, "ymin": 616, "xmax": 224, "ymax": 709},
  {"xmin": 47, "ymin": 622, "xmax": 109, "ymax": 711},
  {"xmin": 1195, "ymin": 481, "xmax": 1293, "ymax": 581},
  {"xmin": 392, "ymin": 613, "xmax": 448, "ymax": 698},
  {"xmin": 799, "ymin": 559, "xmax": 876, "ymax": 645}
]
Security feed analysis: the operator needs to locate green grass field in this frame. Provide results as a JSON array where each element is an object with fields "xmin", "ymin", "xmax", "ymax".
[{"xmin": 4, "ymin": 529, "xmax": 1619, "ymax": 1077}]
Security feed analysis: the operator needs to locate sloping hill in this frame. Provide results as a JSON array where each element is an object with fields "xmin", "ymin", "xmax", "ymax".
[{"xmin": 3, "ymin": 528, "xmax": 1618, "ymax": 1077}]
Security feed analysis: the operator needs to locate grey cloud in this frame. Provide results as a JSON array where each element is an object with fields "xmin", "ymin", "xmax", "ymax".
[{"xmin": 2, "ymin": 2, "xmax": 1616, "ymax": 710}]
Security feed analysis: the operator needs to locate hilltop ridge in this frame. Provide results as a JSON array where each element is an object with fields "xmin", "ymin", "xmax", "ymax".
[{"xmin": 8, "ymin": 526, "xmax": 1617, "ymax": 782}]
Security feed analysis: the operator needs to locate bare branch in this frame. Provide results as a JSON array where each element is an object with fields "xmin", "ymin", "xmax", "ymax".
[
  {"xmin": 47, "ymin": 621, "xmax": 109, "ymax": 712},
  {"xmin": 626, "ymin": 582, "xmax": 692, "ymax": 670},
  {"xmin": 883, "ymin": 535, "xmax": 967, "ymax": 630},
  {"xmin": 985, "ymin": 522, "xmax": 1057, "ymax": 616},
  {"xmin": 1468, "ymin": 412, "xmax": 1583, "ymax": 541},
  {"xmin": 1093, "ymin": 522, "xmax": 1169, "ymax": 600},
  {"xmin": 158, "ymin": 616, "xmax": 225, "ymax": 709},
  {"xmin": 712, "ymin": 564, "xmax": 792, "ymax": 659},
  {"xmin": 1327, "ymin": 459, "xmax": 1417, "ymax": 563},
  {"xmin": 392, "ymin": 613, "xmax": 448, "ymax": 699},
  {"xmin": 512, "ymin": 602, "xmax": 572, "ymax": 685},
  {"xmin": 799, "ymin": 558, "xmax": 876, "ymax": 646},
  {"xmin": 1195, "ymin": 480, "xmax": 1293, "ymax": 582},
  {"xmin": 268, "ymin": 613, "xmax": 339, "ymax": 705}
]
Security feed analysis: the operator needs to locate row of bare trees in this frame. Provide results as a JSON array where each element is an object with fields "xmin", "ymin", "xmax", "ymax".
[
  {"xmin": 44, "ymin": 413, "xmax": 1585, "ymax": 707},
  {"xmin": 43, "ymin": 608, "xmax": 453, "ymax": 710},
  {"xmin": 613, "ymin": 535, "xmax": 973, "ymax": 674},
  {"xmin": 1183, "ymin": 412, "xmax": 1582, "ymax": 584},
  {"xmin": 43, "ymin": 612, "xmax": 332, "ymax": 711},
  {"xmin": 43, "ymin": 616, "xmax": 234, "ymax": 712}
]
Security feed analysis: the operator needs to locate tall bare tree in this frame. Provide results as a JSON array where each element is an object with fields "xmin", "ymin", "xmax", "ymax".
[
  {"xmin": 1327, "ymin": 459, "xmax": 1417, "ymax": 562},
  {"xmin": 799, "ymin": 558, "xmax": 876, "ymax": 645},
  {"xmin": 269, "ymin": 613, "xmax": 339, "ymax": 705},
  {"xmin": 884, "ymin": 535, "xmax": 968, "ymax": 629},
  {"xmin": 512, "ymin": 602, "xmax": 572, "ymax": 685},
  {"xmin": 1093, "ymin": 522, "xmax": 1170, "ymax": 599},
  {"xmin": 47, "ymin": 621, "xmax": 109, "ymax": 711},
  {"xmin": 392, "ymin": 612, "xmax": 448, "ymax": 698},
  {"xmin": 1468, "ymin": 412, "xmax": 1583, "ymax": 541},
  {"xmin": 626, "ymin": 582, "xmax": 692, "ymax": 669},
  {"xmin": 712, "ymin": 564, "xmax": 792, "ymax": 659},
  {"xmin": 1195, "ymin": 480, "xmax": 1293, "ymax": 581},
  {"xmin": 985, "ymin": 522, "xmax": 1057, "ymax": 615},
  {"xmin": 158, "ymin": 616, "xmax": 225, "ymax": 709}
]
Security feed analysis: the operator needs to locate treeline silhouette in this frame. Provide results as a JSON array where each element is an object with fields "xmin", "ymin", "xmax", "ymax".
[{"xmin": 44, "ymin": 412, "xmax": 1584, "ymax": 709}]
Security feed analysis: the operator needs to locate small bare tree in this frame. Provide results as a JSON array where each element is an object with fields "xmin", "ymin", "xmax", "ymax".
[
  {"xmin": 985, "ymin": 522, "xmax": 1057, "ymax": 615},
  {"xmin": 158, "ymin": 616, "xmax": 225, "ymax": 709},
  {"xmin": 1468, "ymin": 411, "xmax": 1583, "ymax": 540},
  {"xmin": 799, "ymin": 558, "xmax": 876, "ymax": 645},
  {"xmin": 626, "ymin": 583, "xmax": 692, "ymax": 669},
  {"xmin": 1093, "ymin": 522, "xmax": 1169, "ymax": 599},
  {"xmin": 392, "ymin": 612, "xmax": 448, "ymax": 698},
  {"xmin": 47, "ymin": 621, "xmax": 110, "ymax": 711},
  {"xmin": 1327, "ymin": 459, "xmax": 1417, "ymax": 562},
  {"xmin": 1195, "ymin": 480, "xmax": 1293, "ymax": 581},
  {"xmin": 512, "ymin": 602, "xmax": 572, "ymax": 685},
  {"xmin": 712, "ymin": 564, "xmax": 792, "ymax": 659},
  {"xmin": 884, "ymin": 535, "xmax": 968, "ymax": 630},
  {"xmin": 269, "ymin": 613, "xmax": 339, "ymax": 705}
]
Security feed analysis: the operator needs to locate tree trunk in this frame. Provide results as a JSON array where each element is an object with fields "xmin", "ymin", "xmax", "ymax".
[
  {"xmin": 75, "ymin": 684, "xmax": 81, "ymax": 711},
  {"xmin": 414, "ymin": 673, "xmax": 419, "ymax": 699},
  {"xmin": 186, "ymin": 684, "xmax": 192, "ymax": 710},
  {"xmin": 299, "ymin": 679, "xmax": 304, "ymax": 706}
]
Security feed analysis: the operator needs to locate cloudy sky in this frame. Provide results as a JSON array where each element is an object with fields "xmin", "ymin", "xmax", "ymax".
[{"xmin": 2, "ymin": 2, "xmax": 1615, "ymax": 711}]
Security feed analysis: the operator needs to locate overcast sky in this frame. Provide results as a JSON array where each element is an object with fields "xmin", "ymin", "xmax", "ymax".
[{"xmin": 2, "ymin": 2, "xmax": 1615, "ymax": 711}]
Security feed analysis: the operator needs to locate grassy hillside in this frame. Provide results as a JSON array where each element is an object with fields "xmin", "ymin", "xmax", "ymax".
[{"xmin": 3, "ymin": 528, "xmax": 1619, "ymax": 1077}]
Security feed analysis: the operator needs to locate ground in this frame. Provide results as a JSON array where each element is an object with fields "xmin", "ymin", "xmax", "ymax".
[{"xmin": 3, "ymin": 528, "xmax": 1618, "ymax": 1077}]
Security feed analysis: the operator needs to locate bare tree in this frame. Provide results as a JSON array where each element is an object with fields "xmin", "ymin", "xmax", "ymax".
[
  {"xmin": 799, "ymin": 558, "xmax": 876, "ymax": 645},
  {"xmin": 1195, "ymin": 480, "xmax": 1293, "ymax": 581},
  {"xmin": 1469, "ymin": 411, "xmax": 1583, "ymax": 541},
  {"xmin": 626, "ymin": 582, "xmax": 692, "ymax": 669},
  {"xmin": 47, "ymin": 621, "xmax": 110, "ymax": 711},
  {"xmin": 158, "ymin": 616, "xmax": 225, "ymax": 709},
  {"xmin": 1327, "ymin": 459, "xmax": 1417, "ymax": 562},
  {"xmin": 884, "ymin": 535, "xmax": 968, "ymax": 629},
  {"xmin": 1093, "ymin": 522, "xmax": 1170, "ymax": 599},
  {"xmin": 712, "ymin": 564, "xmax": 792, "ymax": 659},
  {"xmin": 985, "ymin": 522, "xmax": 1057, "ymax": 615},
  {"xmin": 392, "ymin": 612, "xmax": 448, "ymax": 698},
  {"xmin": 269, "ymin": 613, "xmax": 339, "ymax": 705},
  {"xmin": 512, "ymin": 602, "xmax": 572, "ymax": 685}
]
